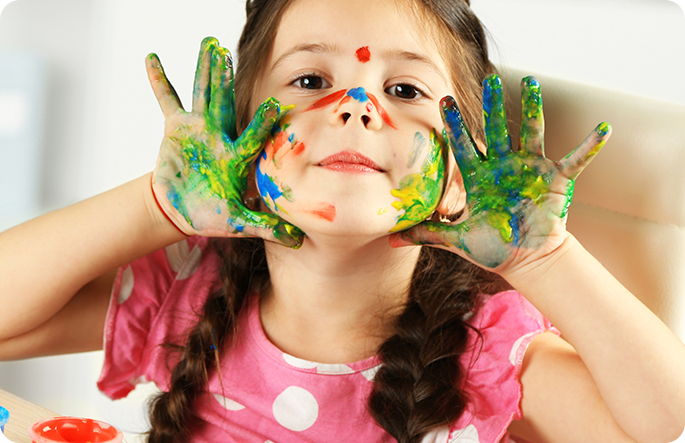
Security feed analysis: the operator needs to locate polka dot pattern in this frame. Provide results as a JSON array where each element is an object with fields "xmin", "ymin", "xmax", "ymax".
[
  {"xmin": 165, "ymin": 239, "xmax": 202, "ymax": 280},
  {"xmin": 117, "ymin": 266, "xmax": 134, "ymax": 304},
  {"xmin": 509, "ymin": 332, "xmax": 537, "ymax": 366},
  {"xmin": 272, "ymin": 386, "xmax": 319, "ymax": 432},
  {"xmin": 449, "ymin": 424, "xmax": 480, "ymax": 442},
  {"xmin": 214, "ymin": 393, "xmax": 245, "ymax": 411}
]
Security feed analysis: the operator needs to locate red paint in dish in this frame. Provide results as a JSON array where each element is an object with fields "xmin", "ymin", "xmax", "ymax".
[{"xmin": 355, "ymin": 46, "xmax": 371, "ymax": 63}]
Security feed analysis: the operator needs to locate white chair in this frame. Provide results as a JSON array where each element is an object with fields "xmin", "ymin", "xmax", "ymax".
[{"xmin": 501, "ymin": 67, "xmax": 685, "ymax": 341}]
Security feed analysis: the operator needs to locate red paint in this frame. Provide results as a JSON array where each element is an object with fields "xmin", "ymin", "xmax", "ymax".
[
  {"xmin": 366, "ymin": 103, "xmax": 374, "ymax": 113},
  {"xmin": 270, "ymin": 131, "xmax": 288, "ymax": 157},
  {"xmin": 367, "ymin": 93, "xmax": 397, "ymax": 129},
  {"xmin": 305, "ymin": 89, "xmax": 348, "ymax": 111},
  {"xmin": 355, "ymin": 46, "xmax": 371, "ymax": 63},
  {"xmin": 333, "ymin": 95, "xmax": 352, "ymax": 113},
  {"xmin": 309, "ymin": 204, "xmax": 336, "ymax": 222},
  {"xmin": 292, "ymin": 141, "xmax": 305, "ymax": 156}
]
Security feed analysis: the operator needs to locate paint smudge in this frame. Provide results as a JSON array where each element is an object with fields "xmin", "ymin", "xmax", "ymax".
[
  {"xmin": 378, "ymin": 207, "xmax": 388, "ymax": 215},
  {"xmin": 256, "ymin": 150, "xmax": 291, "ymax": 213},
  {"xmin": 389, "ymin": 130, "xmax": 445, "ymax": 232},
  {"xmin": 367, "ymin": 92, "xmax": 397, "ymax": 129},
  {"xmin": 407, "ymin": 132, "xmax": 426, "ymax": 168},
  {"xmin": 347, "ymin": 87, "xmax": 369, "ymax": 102},
  {"xmin": 305, "ymin": 89, "xmax": 348, "ymax": 112},
  {"xmin": 308, "ymin": 203, "xmax": 336, "ymax": 222},
  {"xmin": 304, "ymin": 87, "xmax": 397, "ymax": 130},
  {"xmin": 355, "ymin": 46, "xmax": 371, "ymax": 63}
]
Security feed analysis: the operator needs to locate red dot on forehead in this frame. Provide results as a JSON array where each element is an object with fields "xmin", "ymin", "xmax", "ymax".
[{"xmin": 355, "ymin": 46, "xmax": 371, "ymax": 63}]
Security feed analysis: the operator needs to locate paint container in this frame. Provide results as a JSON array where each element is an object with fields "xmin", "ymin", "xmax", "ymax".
[
  {"xmin": 29, "ymin": 417, "xmax": 123, "ymax": 443},
  {"xmin": 0, "ymin": 406, "xmax": 8, "ymax": 433}
]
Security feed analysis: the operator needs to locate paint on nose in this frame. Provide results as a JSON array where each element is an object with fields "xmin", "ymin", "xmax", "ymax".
[{"xmin": 347, "ymin": 87, "xmax": 369, "ymax": 103}]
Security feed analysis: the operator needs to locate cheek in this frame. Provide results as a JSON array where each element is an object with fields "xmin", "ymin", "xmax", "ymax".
[
  {"xmin": 255, "ymin": 128, "xmax": 307, "ymax": 214},
  {"xmin": 389, "ymin": 131, "xmax": 446, "ymax": 232}
]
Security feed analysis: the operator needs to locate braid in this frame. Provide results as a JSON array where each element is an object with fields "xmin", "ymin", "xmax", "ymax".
[
  {"xmin": 146, "ymin": 238, "xmax": 268, "ymax": 443},
  {"xmin": 369, "ymin": 247, "xmax": 500, "ymax": 442}
]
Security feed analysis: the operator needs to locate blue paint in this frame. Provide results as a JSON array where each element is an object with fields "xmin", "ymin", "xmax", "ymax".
[
  {"xmin": 217, "ymin": 205, "xmax": 221, "ymax": 214},
  {"xmin": 347, "ymin": 87, "xmax": 369, "ymax": 102},
  {"xmin": 256, "ymin": 151, "xmax": 284, "ymax": 210},
  {"xmin": 288, "ymin": 133, "xmax": 295, "ymax": 143}
]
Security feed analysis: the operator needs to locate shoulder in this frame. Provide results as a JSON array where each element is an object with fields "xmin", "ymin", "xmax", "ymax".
[{"xmin": 98, "ymin": 236, "xmax": 223, "ymax": 399}]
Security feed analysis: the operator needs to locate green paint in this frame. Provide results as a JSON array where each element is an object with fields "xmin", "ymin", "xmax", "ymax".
[
  {"xmin": 389, "ymin": 130, "xmax": 445, "ymax": 232},
  {"xmin": 483, "ymin": 75, "xmax": 511, "ymax": 157},
  {"xmin": 560, "ymin": 180, "xmax": 575, "ymax": 219},
  {"xmin": 520, "ymin": 76, "xmax": 544, "ymax": 153}
]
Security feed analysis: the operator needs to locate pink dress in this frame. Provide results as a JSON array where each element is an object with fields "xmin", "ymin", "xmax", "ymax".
[{"xmin": 98, "ymin": 237, "xmax": 557, "ymax": 442}]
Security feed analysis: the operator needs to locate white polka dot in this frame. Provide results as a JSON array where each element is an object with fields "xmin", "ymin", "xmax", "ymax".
[
  {"xmin": 165, "ymin": 240, "xmax": 189, "ymax": 272},
  {"xmin": 118, "ymin": 266, "xmax": 134, "ymax": 304},
  {"xmin": 449, "ymin": 424, "xmax": 480, "ymax": 442},
  {"xmin": 165, "ymin": 240, "xmax": 202, "ymax": 280},
  {"xmin": 272, "ymin": 386, "xmax": 318, "ymax": 432},
  {"xmin": 420, "ymin": 425, "xmax": 449, "ymax": 443},
  {"xmin": 509, "ymin": 332, "xmax": 537, "ymax": 366},
  {"xmin": 214, "ymin": 393, "xmax": 245, "ymax": 411},
  {"xmin": 316, "ymin": 363, "xmax": 354, "ymax": 374},
  {"xmin": 361, "ymin": 365, "xmax": 381, "ymax": 381},
  {"xmin": 282, "ymin": 353, "xmax": 318, "ymax": 369}
]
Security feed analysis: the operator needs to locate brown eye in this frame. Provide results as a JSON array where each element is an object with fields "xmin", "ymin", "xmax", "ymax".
[
  {"xmin": 386, "ymin": 84, "xmax": 421, "ymax": 99},
  {"xmin": 295, "ymin": 76, "xmax": 326, "ymax": 89}
]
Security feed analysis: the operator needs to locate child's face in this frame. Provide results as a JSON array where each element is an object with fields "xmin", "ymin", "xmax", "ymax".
[{"xmin": 251, "ymin": 0, "xmax": 455, "ymax": 239}]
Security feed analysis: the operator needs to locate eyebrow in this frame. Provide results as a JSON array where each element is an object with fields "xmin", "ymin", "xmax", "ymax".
[
  {"xmin": 378, "ymin": 49, "xmax": 446, "ymax": 79},
  {"xmin": 270, "ymin": 42, "xmax": 342, "ymax": 71}
]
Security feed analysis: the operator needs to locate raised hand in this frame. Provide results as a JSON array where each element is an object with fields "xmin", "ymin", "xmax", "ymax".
[
  {"xmin": 394, "ymin": 75, "xmax": 611, "ymax": 271},
  {"xmin": 148, "ymin": 37, "xmax": 304, "ymax": 248}
]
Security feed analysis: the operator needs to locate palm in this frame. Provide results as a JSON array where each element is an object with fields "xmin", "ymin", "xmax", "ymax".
[
  {"xmin": 398, "ymin": 75, "xmax": 611, "ymax": 271},
  {"xmin": 148, "ymin": 37, "xmax": 303, "ymax": 248}
]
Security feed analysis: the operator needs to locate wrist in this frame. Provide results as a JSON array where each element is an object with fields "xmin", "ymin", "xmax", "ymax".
[{"xmin": 144, "ymin": 173, "xmax": 191, "ymax": 240}]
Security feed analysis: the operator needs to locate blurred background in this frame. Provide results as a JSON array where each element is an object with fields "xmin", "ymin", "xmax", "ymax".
[{"xmin": 0, "ymin": 0, "xmax": 683, "ymax": 440}]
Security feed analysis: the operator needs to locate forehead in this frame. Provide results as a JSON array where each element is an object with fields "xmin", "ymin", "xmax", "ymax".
[{"xmin": 271, "ymin": 0, "xmax": 450, "ymax": 73}]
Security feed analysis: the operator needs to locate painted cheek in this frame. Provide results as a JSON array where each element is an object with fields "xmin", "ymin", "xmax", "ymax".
[
  {"xmin": 256, "ymin": 150, "xmax": 293, "ymax": 215},
  {"xmin": 389, "ymin": 131, "xmax": 445, "ymax": 232}
]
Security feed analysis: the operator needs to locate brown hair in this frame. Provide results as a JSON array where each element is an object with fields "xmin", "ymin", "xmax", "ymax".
[{"xmin": 147, "ymin": 1, "xmax": 499, "ymax": 442}]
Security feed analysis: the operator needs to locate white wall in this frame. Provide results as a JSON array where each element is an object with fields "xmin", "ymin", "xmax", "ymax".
[{"xmin": 0, "ymin": 0, "xmax": 683, "ymax": 437}]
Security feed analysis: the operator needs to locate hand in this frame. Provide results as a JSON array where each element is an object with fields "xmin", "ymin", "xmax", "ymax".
[
  {"xmin": 392, "ymin": 75, "xmax": 611, "ymax": 272},
  {"xmin": 147, "ymin": 37, "xmax": 304, "ymax": 248}
]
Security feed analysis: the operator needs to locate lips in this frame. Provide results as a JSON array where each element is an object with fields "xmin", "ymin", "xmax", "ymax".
[{"xmin": 317, "ymin": 151, "xmax": 385, "ymax": 173}]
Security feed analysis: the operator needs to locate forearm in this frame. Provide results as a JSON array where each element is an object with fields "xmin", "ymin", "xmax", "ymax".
[
  {"xmin": 0, "ymin": 172, "xmax": 186, "ymax": 341},
  {"xmin": 504, "ymin": 235, "xmax": 685, "ymax": 442}
]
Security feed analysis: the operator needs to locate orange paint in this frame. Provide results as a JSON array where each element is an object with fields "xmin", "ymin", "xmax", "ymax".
[
  {"xmin": 305, "ymin": 89, "xmax": 348, "ymax": 111},
  {"xmin": 367, "ymin": 93, "xmax": 397, "ymax": 129},
  {"xmin": 292, "ymin": 141, "xmax": 305, "ymax": 156},
  {"xmin": 355, "ymin": 46, "xmax": 371, "ymax": 63},
  {"xmin": 309, "ymin": 204, "xmax": 336, "ymax": 222}
]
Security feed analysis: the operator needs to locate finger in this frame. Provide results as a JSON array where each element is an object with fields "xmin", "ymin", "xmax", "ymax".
[
  {"xmin": 519, "ymin": 76, "xmax": 545, "ymax": 157},
  {"xmin": 389, "ymin": 220, "xmax": 468, "ymax": 252},
  {"xmin": 224, "ymin": 201, "xmax": 305, "ymax": 248},
  {"xmin": 482, "ymin": 74, "xmax": 512, "ymax": 158},
  {"xmin": 234, "ymin": 97, "xmax": 292, "ymax": 164},
  {"xmin": 146, "ymin": 53, "xmax": 184, "ymax": 118},
  {"xmin": 558, "ymin": 122, "xmax": 612, "ymax": 180},
  {"xmin": 192, "ymin": 36, "xmax": 218, "ymax": 114},
  {"xmin": 440, "ymin": 96, "xmax": 482, "ymax": 191},
  {"xmin": 208, "ymin": 45, "xmax": 238, "ymax": 140}
]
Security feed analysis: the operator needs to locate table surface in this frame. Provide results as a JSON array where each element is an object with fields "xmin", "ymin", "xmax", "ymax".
[{"xmin": 0, "ymin": 388, "xmax": 57, "ymax": 443}]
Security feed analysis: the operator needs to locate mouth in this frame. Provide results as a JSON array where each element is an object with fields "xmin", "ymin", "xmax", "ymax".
[{"xmin": 317, "ymin": 151, "xmax": 385, "ymax": 173}]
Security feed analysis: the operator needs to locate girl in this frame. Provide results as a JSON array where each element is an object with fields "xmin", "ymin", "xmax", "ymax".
[{"xmin": 1, "ymin": 0, "xmax": 684, "ymax": 442}]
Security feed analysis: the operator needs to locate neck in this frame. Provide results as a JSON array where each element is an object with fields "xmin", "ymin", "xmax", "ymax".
[{"xmin": 260, "ymin": 234, "xmax": 422, "ymax": 364}]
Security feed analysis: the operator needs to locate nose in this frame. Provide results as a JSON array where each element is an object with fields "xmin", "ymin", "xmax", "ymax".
[{"xmin": 329, "ymin": 87, "xmax": 383, "ymax": 131}]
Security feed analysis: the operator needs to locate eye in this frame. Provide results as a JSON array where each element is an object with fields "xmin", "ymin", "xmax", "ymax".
[
  {"xmin": 385, "ymin": 84, "xmax": 423, "ymax": 100},
  {"xmin": 292, "ymin": 75, "xmax": 330, "ymax": 90}
]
